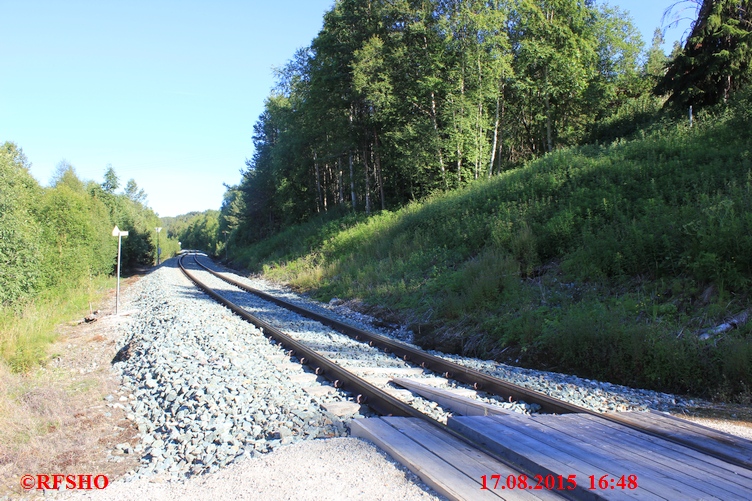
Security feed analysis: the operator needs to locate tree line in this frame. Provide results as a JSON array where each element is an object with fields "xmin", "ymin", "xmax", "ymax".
[
  {"xmin": 162, "ymin": 210, "xmax": 222, "ymax": 255},
  {"xmin": 217, "ymin": 0, "xmax": 750, "ymax": 248},
  {"xmin": 0, "ymin": 142, "xmax": 161, "ymax": 308}
]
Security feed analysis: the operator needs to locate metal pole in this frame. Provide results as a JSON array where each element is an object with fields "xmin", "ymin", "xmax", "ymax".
[
  {"xmin": 157, "ymin": 229, "xmax": 161, "ymax": 265},
  {"xmin": 116, "ymin": 233, "xmax": 122, "ymax": 315}
]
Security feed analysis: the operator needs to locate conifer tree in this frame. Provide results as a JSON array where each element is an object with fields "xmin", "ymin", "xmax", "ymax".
[{"xmin": 656, "ymin": 0, "xmax": 752, "ymax": 107}]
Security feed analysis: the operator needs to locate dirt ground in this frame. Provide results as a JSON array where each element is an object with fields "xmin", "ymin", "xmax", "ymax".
[{"xmin": 0, "ymin": 275, "xmax": 144, "ymax": 500}]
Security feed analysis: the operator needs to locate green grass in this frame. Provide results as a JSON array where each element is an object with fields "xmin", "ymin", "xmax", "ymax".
[
  {"xmin": 0, "ymin": 275, "xmax": 115, "ymax": 372},
  {"xmin": 234, "ymin": 92, "xmax": 752, "ymax": 402}
]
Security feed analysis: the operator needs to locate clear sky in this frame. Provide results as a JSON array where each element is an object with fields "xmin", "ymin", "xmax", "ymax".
[{"xmin": 1, "ymin": 1, "xmax": 695, "ymax": 218}]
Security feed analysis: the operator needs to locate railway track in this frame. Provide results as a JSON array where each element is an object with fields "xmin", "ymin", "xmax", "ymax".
[
  {"xmin": 182, "ymin": 253, "xmax": 583, "ymax": 413},
  {"xmin": 178, "ymin": 253, "xmax": 576, "ymax": 500},
  {"xmin": 176, "ymin": 252, "xmax": 752, "ymax": 500}
]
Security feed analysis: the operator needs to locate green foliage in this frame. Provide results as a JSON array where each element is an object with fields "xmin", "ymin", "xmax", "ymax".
[
  {"xmin": 235, "ymin": 93, "xmax": 752, "ymax": 400},
  {"xmin": 230, "ymin": 0, "xmax": 647, "ymax": 245},
  {"xmin": 0, "ymin": 142, "xmax": 164, "ymax": 369},
  {"xmin": 101, "ymin": 164, "xmax": 119, "ymax": 193},
  {"xmin": 168, "ymin": 210, "xmax": 222, "ymax": 256},
  {"xmin": 37, "ymin": 184, "xmax": 115, "ymax": 286},
  {"xmin": 0, "ymin": 143, "xmax": 43, "ymax": 306},
  {"xmin": 585, "ymin": 94, "xmax": 666, "ymax": 144}
]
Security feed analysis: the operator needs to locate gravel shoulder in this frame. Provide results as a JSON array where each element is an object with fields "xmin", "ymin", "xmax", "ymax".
[{"xmin": 64, "ymin": 438, "xmax": 441, "ymax": 501}]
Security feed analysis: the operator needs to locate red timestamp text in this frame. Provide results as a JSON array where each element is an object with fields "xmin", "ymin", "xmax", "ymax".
[
  {"xmin": 589, "ymin": 474, "xmax": 638, "ymax": 490},
  {"xmin": 480, "ymin": 474, "xmax": 577, "ymax": 491},
  {"xmin": 480, "ymin": 474, "xmax": 639, "ymax": 491}
]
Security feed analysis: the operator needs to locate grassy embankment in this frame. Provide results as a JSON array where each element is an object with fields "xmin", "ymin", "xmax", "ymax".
[
  {"xmin": 234, "ymin": 96, "xmax": 752, "ymax": 402},
  {"xmin": 0, "ymin": 276, "xmax": 115, "ymax": 371}
]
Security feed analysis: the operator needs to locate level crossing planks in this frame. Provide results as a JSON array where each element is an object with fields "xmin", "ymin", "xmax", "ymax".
[
  {"xmin": 497, "ymin": 413, "xmax": 747, "ymax": 498},
  {"xmin": 351, "ymin": 417, "xmax": 564, "ymax": 501},
  {"xmin": 448, "ymin": 413, "xmax": 752, "ymax": 500},
  {"xmin": 610, "ymin": 410, "xmax": 752, "ymax": 469}
]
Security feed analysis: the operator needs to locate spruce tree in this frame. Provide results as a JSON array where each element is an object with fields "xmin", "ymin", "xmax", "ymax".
[{"xmin": 656, "ymin": 0, "xmax": 752, "ymax": 107}]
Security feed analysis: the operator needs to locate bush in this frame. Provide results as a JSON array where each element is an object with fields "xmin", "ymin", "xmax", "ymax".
[{"xmin": 1, "ymin": 142, "xmax": 162, "ymax": 369}]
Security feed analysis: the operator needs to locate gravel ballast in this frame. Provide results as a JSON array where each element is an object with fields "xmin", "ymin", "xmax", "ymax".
[
  {"xmin": 195, "ymin": 255, "xmax": 704, "ymax": 414},
  {"xmin": 57, "ymin": 255, "xmax": 750, "ymax": 499}
]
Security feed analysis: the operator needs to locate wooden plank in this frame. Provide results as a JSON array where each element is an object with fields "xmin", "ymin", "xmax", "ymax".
[
  {"xmin": 381, "ymin": 417, "xmax": 562, "ymax": 501},
  {"xmin": 611, "ymin": 410, "xmax": 752, "ymax": 468},
  {"xmin": 391, "ymin": 378, "xmax": 509, "ymax": 417},
  {"xmin": 449, "ymin": 416, "xmax": 625, "ymax": 501},
  {"xmin": 515, "ymin": 414, "xmax": 748, "ymax": 500},
  {"xmin": 572, "ymin": 414, "xmax": 752, "ymax": 482},
  {"xmin": 480, "ymin": 415, "xmax": 702, "ymax": 501},
  {"xmin": 395, "ymin": 377, "xmax": 478, "ymax": 396},
  {"xmin": 350, "ymin": 418, "xmax": 506, "ymax": 501}
]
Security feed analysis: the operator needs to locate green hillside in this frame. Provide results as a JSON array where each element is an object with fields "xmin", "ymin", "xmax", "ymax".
[{"xmin": 234, "ymin": 91, "xmax": 752, "ymax": 402}]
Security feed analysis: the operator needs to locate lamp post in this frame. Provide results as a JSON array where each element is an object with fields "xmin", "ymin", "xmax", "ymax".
[
  {"xmin": 155, "ymin": 227, "xmax": 162, "ymax": 265},
  {"xmin": 112, "ymin": 226, "xmax": 129, "ymax": 315}
]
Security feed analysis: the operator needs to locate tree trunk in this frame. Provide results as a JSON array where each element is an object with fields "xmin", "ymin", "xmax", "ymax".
[
  {"xmin": 323, "ymin": 162, "xmax": 329, "ymax": 211},
  {"xmin": 374, "ymin": 130, "xmax": 385, "ymax": 210},
  {"xmin": 363, "ymin": 146, "xmax": 371, "ymax": 215},
  {"xmin": 545, "ymin": 66, "xmax": 553, "ymax": 154},
  {"xmin": 457, "ymin": 63, "xmax": 466, "ymax": 185},
  {"xmin": 431, "ymin": 90, "xmax": 447, "ymax": 188},
  {"xmin": 475, "ymin": 51, "xmax": 483, "ymax": 180},
  {"xmin": 349, "ymin": 151, "xmax": 357, "ymax": 210},
  {"xmin": 314, "ymin": 152, "xmax": 322, "ymax": 213},
  {"xmin": 489, "ymin": 81, "xmax": 504, "ymax": 177},
  {"xmin": 424, "ymin": 33, "xmax": 446, "ymax": 188},
  {"xmin": 489, "ymin": 95, "xmax": 499, "ymax": 177},
  {"xmin": 338, "ymin": 157, "xmax": 344, "ymax": 204}
]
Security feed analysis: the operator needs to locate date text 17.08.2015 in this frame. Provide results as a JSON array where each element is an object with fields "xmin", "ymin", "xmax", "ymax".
[{"xmin": 480, "ymin": 474, "xmax": 638, "ymax": 491}]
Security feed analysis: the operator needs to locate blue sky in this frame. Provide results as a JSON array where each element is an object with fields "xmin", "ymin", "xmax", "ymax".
[{"xmin": 1, "ymin": 1, "xmax": 695, "ymax": 217}]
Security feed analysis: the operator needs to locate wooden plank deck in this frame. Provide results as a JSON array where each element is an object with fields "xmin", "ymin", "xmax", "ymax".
[
  {"xmin": 350, "ymin": 417, "xmax": 565, "ymax": 501},
  {"xmin": 391, "ymin": 377, "xmax": 510, "ymax": 417},
  {"xmin": 351, "ymin": 411, "xmax": 752, "ymax": 501},
  {"xmin": 448, "ymin": 413, "xmax": 752, "ymax": 500},
  {"xmin": 537, "ymin": 414, "xmax": 752, "ymax": 499},
  {"xmin": 611, "ymin": 410, "xmax": 752, "ymax": 469}
]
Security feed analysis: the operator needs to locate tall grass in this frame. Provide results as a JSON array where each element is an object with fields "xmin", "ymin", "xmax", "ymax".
[
  {"xmin": 234, "ymin": 92, "xmax": 752, "ymax": 401},
  {"xmin": 0, "ymin": 276, "xmax": 115, "ymax": 371}
]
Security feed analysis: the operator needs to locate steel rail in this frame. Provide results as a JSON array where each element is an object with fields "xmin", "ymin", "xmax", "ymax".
[
  {"xmin": 179, "ymin": 254, "xmax": 422, "ymax": 418},
  {"xmin": 178, "ymin": 253, "xmax": 585, "ymax": 500},
  {"xmin": 191, "ymin": 253, "xmax": 586, "ymax": 415},
  {"xmin": 192, "ymin": 253, "xmax": 752, "ymax": 472}
]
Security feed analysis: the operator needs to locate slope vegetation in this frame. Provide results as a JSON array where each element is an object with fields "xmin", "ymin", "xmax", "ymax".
[{"xmin": 235, "ymin": 93, "xmax": 752, "ymax": 402}]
